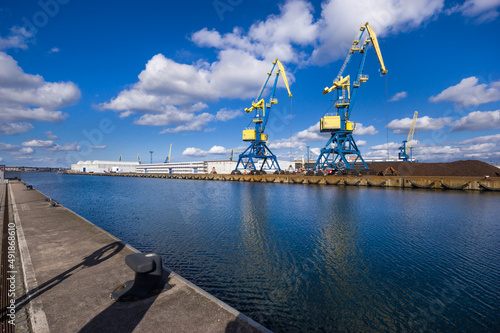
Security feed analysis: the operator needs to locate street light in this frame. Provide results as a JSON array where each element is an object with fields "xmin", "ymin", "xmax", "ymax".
[{"xmin": 306, "ymin": 146, "xmax": 310, "ymax": 170}]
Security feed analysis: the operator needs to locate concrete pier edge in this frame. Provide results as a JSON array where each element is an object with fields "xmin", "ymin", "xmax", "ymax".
[
  {"xmin": 9, "ymin": 183, "xmax": 50, "ymax": 333},
  {"xmin": 10, "ymin": 180, "xmax": 271, "ymax": 333}
]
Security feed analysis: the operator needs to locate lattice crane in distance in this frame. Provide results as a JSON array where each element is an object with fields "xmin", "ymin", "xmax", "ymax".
[
  {"xmin": 165, "ymin": 143, "xmax": 172, "ymax": 163},
  {"xmin": 398, "ymin": 111, "xmax": 418, "ymax": 161},
  {"xmin": 314, "ymin": 22, "xmax": 388, "ymax": 171},
  {"xmin": 234, "ymin": 58, "xmax": 292, "ymax": 174}
]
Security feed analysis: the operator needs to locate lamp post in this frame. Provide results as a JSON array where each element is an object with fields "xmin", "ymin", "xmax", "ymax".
[{"xmin": 306, "ymin": 146, "xmax": 310, "ymax": 170}]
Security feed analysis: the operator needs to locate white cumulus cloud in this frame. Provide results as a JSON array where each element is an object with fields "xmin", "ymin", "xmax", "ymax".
[
  {"xmin": 370, "ymin": 142, "xmax": 402, "ymax": 150},
  {"xmin": 45, "ymin": 131, "xmax": 58, "ymax": 140},
  {"xmin": 294, "ymin": 121, "xmax": 327, "ymax": 143},
  {"xmin": 312, "ymin": 0, "xmax": 444, "ymax": 64},
  {"xmin": 0, "ymin": 26, "xmax": 32, "ymax": 50},
  {"xmin": 192, "ymin": 0, "xmax": 318, "ymax": 64},
  {"xmin": 22, "ymin": 139, "xmax": 54, "ymax": 147},
  {"xmin": 357, "ymin": 140, "xmax": 367, "ymax": 146},
  {"xmin": 182, "ymin": 145, "xmax": 232, "ymax": 157},
  {"xmin": 0, "ymin": 122, "xmax": 33, "ymax": 135},
  {"xmin": 450, "ymin": 110, "xmax": 500, "ymax": 131},
  {"xmin": 50, "ymin": 142, "xmax": 80, "ymax": 151},
  {"xmin": 429, "ymin": 77, "xmax": 500, "ymax": 108},
  {"xmin": 20, "ymin": 139, "xmax": 80, "ymax": 152},
  {"xmin": 216, "ymin": 108, "xmax": 243, "ymax": 121},
  {"xmin": 448, "ymin": 0, "xmax": 500, "ymax": 23},
  {"xmin": 0, "ymin": 52, "xmax": 80, "ymax": 135},
  {"xmin": 353, "ymin": 123, "xmax": 378, "ymax": 135},
  {"xmin": 389, "ymin": 91, "xmax": 408, "ymax": 102},
  {"xmin": 159, "ymin": 113, "xmax": 215, "ymax": 134},
  {"xmin": 0, "ymin": 142, "xmax": 35, "ymax": 156},
  {"xmin": 457, "ymin": 133, "xmax": 500, "ymax": 145},
  {"xmin": 388, "ymin": 115, "xmax": 452, "ymax": 134}
]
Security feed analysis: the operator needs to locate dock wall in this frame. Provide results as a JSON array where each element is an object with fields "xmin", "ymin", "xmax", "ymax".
[{"xmin": 62, "ymin": 172, "xmax": 500, "ymax": 192}]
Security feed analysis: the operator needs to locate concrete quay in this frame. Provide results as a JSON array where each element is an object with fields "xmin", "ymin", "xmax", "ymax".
[
  {"xmin": 1, "ymin": 181, "xmax": 270, "ymax": 333},
  {"xmin": 65, "ymin": 171, "xmax": 500, "ymax": 192}
]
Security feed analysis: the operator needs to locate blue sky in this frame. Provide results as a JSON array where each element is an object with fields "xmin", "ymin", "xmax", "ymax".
[{"xmin": 1, "ymin": 0, "xmax": 500, "ymax": 167}]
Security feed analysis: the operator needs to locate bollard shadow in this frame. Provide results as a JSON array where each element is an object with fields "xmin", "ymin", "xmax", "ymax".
[
  {"xmin": 78, "ymin": 272, "xmax": 171, "ymax": 333},
  {"xmin": 13, "ymin": 241, "xmax": 125, "ymax": 313}
]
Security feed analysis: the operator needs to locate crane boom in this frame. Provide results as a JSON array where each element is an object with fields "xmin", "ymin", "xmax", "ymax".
[
  {"xmin": 276, "ymin": 59, "xmax": 292, "ymax": 98},
  {"xmin": 165, "ymin": 143, "xmax": 172, "ymax": 163},
  {"xmin": 363, "ymin": 23, "xmax": 388, "ymax": 75},
  {"xmin": 406, "ymin": 111, "xmax": 418, "ymax": 154},
  {"xmin": 245, "ymin": 59, "xmax": 292, "ymax": 113}
]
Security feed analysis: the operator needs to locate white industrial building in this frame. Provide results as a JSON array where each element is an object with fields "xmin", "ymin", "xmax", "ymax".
[
  {"xmin": 137, "ymin": 160, "xmax": 296, "ymax": 174},
  {"xmin": 137, "ymin": 161, "xmax": 237, "ymax": 174},
  {"xmin": 71, "ymin": 159, "xmax": 294, "ymax": 174},
  {"xmin": 71, "ymin": 160, "xmax": 139, "ymax": 173}
]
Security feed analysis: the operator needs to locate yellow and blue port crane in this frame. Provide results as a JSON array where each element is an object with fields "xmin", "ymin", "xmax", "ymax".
[
  {"xmin": 164, "ymin": 143, "xmax": 172, "ymax": 163},
  {"xmin": 398, "ymin": 111, "xmax": 418, "ymax": 161},
  {"xmin": 234, "ymin": 58, "xmax": 292, "ymax": 174},
  {"xmin": 314, "ymin": 22, "xmax": 388, "ymax": 171}
]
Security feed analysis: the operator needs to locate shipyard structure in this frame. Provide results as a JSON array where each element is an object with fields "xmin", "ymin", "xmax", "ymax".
[{"xmin": 71, "ymin": 160, "xmax": 296, "ymax": 174}]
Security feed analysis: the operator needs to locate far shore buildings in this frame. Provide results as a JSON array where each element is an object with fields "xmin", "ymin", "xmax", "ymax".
[
  {"xmin": 70, "ymin": 160, "xmax": 140, "ymax": 173},
  {"xmin": 71, "ymin": 160, "xmax": 237, "ymax": 174},
  {"xmin": 70, "ymin": 160, "xmax": 295, "ymax": 174}
]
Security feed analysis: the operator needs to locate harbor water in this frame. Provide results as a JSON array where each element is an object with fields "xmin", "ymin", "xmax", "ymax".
[{"xmin": 18, "ymin": 173, "xmax": 500, "ymax": 332}]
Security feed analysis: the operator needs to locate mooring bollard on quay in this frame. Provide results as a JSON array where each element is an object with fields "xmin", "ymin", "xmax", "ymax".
[{"xmin": 112, "ymin": 253, "xmax": 166, "ymax": 301}]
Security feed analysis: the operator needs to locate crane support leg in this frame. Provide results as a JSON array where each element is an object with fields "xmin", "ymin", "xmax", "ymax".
[
  {"xmin": 398, "ymin": 140, "xmax": 409, "ymax": 161},
  {"xmin": 235, "ymin": 141, "xmax": 280, "ymax": 172},
  {"xmin": 314, "ymin": 131, "xmax": 368, "ymax": 171}
]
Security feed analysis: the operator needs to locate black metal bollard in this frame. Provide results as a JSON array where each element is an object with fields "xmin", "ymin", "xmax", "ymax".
[{"xmin": 112, "ymin": 253, "xmax": 164, "ymax": 301}]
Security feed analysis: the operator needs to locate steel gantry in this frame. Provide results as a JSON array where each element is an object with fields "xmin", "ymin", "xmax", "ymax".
[
  {"xmin": 314, "ymin": 22, "xmax": 388, "ymax": 171},
  {"xmin": 398, "ymin": 111, "xmax": 418, "ymax": 161},
  {"xmin": 234, "ymin": 59, "xmax": 292, "ymax": 173}
]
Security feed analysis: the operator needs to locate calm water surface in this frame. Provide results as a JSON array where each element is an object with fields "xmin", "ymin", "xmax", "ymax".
[{"xmin": 19, "ymin": 173, "xmax": 500, "ymax": 332}]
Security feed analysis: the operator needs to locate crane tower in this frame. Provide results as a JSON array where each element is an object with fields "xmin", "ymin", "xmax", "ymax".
[
  {"xmin": 314, "ymin": 22, "xmax": 388, "ymax": 171},
  {"xmin": 398, "ymin": 111, "xmax": 418, "ymax": 161},
  {"xmin": 234, "ymin": 59, "xmax": 292, "ymax": 174}
]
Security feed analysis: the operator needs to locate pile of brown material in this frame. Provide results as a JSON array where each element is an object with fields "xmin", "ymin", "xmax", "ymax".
[{"xmin": 366, "ymin": 160, "xmax": 500, "ymax": 177}]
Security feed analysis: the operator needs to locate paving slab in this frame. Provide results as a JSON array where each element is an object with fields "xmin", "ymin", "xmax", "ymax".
[{"xmin": 8, "ymin": 180, "xmax": 270, "ymax": 333}]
